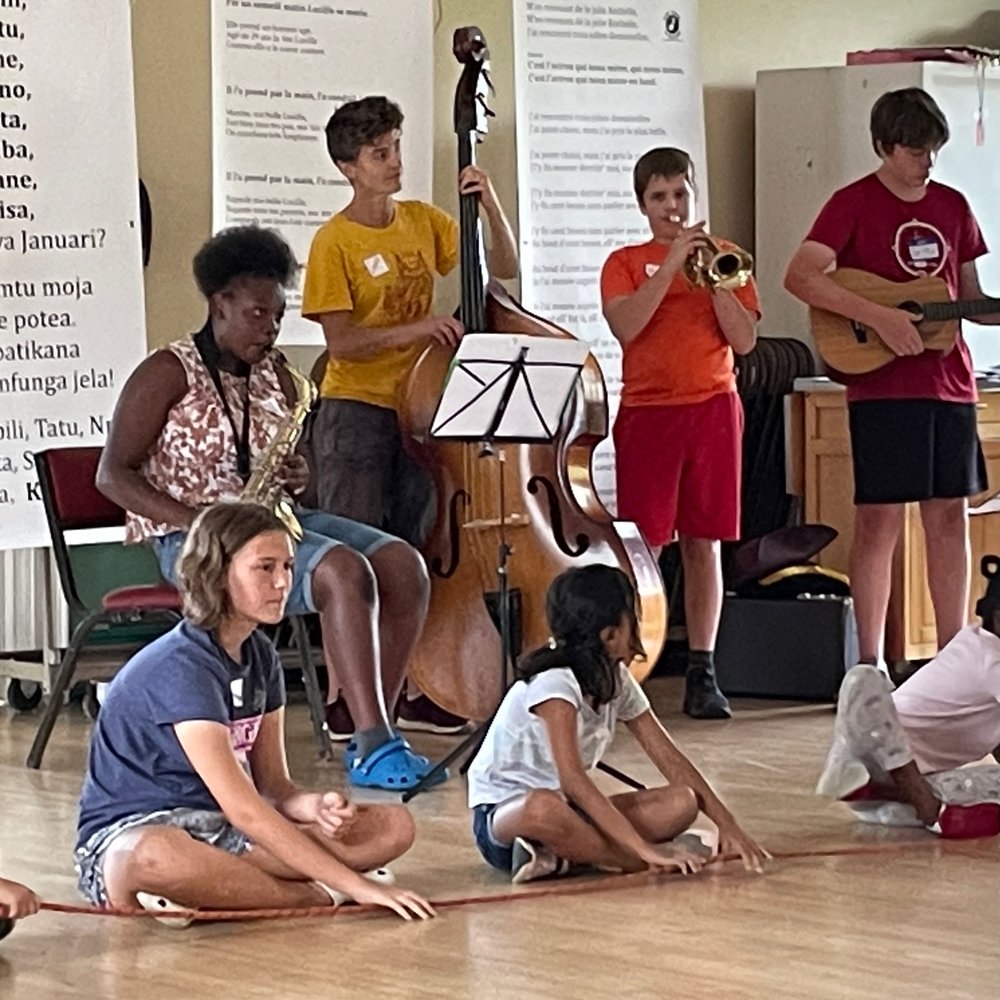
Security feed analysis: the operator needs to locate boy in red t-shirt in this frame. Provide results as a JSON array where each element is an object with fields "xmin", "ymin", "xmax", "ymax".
[
  {"xmin": 600, "ymin": 147, "xmax": 760, "ymax": 719},
  {"xmin": 785, "ymin": 88, "xmax": 1000, "ymax": 673}
]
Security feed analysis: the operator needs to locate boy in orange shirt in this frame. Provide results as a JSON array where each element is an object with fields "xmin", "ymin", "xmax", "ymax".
[{"xmin": 600, "ymin": 147, "xmax": 760, "ymax": 718}]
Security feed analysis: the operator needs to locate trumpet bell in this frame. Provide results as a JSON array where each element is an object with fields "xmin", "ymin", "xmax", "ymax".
[{"xmin": 685, "ymin": 241, "xmax": 754, "ymax": 291}]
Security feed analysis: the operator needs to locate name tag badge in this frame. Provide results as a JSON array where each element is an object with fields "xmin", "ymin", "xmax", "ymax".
[
  {"xmin": 644, "ymin": 263, "xmax": 660, "ymax": 278},
  {"xmin": 908, "ymin": 236, "xmax": 941, "ymax": 262},
  {"xmin": 364, "ymin": 253, "xmax": 390, "ymax": 277}
]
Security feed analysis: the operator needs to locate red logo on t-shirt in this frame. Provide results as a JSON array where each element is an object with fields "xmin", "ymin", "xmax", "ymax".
[
  {"xmin": 229, "ymin": 715, "xmax": 263, "ymax": 765},
  {"xmin": 892, "ymin": 220, "xmax": 949, "ymax": 277}
]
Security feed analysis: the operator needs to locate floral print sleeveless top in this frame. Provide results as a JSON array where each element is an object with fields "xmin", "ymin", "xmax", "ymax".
[{"xmin": 125, "ymin": 335, "xmax": 290, "ymax": 543}]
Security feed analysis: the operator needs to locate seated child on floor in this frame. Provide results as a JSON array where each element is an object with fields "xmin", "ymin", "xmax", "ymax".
[
  {"xmin": 466, "ymin": 564, "xmax": 768, "ymax": 883},
  {"xmin": 817, "ymin": 556, "xmax": 1000, "ymax": 839},
  {"xmin": 74, "ymin": 502, "xmax": 434, "ymax": 923},
  {"xmin": 0, "ymin": 874, "xmax": 39, "ymax": 942}
]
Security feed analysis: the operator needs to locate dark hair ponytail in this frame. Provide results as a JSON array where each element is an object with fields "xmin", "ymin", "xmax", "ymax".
[{"xmin": 517, "ymin": 565, "xmax": 640, "ymax": 705}]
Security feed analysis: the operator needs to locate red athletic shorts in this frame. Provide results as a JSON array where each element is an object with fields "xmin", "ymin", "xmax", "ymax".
[{"xmin": 613, "ymin": 391, "xmax": 743, "ymax": 546}]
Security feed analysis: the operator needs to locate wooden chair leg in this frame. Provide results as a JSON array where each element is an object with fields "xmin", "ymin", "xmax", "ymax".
[
  {"xmin": 290, "ymin": 615, "xmax": 331, "ymax": 760},
  {"xmin": 26, "ymin": 612, "xmax": 105, "ymax": 769}
]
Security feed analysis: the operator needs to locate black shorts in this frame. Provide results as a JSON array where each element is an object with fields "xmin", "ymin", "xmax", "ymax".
[{"xmin": 848, "ymin": 399, "xmax": 987, "ymax": 505}]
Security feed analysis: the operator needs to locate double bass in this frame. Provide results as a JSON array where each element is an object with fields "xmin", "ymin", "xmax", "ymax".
[{"xmin": 399, "ymin": 27, "xmax": 666, "ymax": 722}]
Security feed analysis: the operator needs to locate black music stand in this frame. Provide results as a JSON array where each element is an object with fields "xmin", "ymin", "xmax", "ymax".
[{"xmin": 402, "ymin": 333, "xmax": 589, "ymax": 801}]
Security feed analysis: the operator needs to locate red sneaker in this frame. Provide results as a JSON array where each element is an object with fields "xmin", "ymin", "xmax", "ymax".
[
  {"xmin": 931, "ymin": 802, "xmax": 1000, "ymax": 840},
  {"xmin": 840, "ymin": 781, "xmax": 904, "ymax": 804},
  {"xmin": 396, "ymin": 693, "xmax": 469, "ymax": 735}
]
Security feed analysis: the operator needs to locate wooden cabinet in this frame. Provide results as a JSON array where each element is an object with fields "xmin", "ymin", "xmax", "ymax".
[{"xmin": 794, "ymin": 384, "xmax": 1000, "ymax": 661}]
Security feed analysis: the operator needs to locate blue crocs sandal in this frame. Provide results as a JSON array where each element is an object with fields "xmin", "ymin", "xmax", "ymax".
[{"xmin": 346, "ymin": 736, "xmax": 448, "ymax": 791}]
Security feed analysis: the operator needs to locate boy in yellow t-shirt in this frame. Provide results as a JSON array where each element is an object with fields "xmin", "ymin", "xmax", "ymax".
[{"xmin": 302, "ymin": 95, "xmax": 518, "ymax": 735}]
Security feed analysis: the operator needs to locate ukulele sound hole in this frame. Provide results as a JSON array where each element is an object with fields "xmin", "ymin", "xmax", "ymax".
[{"xmin": 850, "ymin": 320, "xmax": 868, "ymax": 344}]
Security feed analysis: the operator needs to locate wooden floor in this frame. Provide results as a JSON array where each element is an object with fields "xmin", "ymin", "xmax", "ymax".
[{"xmin": 0, "ymin": 678, "xmax": 997, "ymax": 1000}]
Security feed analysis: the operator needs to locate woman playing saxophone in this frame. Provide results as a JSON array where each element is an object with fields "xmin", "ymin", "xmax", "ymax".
[{"xmin": 96, "ymin": 225, "xmax": 442, "ymax": 791}]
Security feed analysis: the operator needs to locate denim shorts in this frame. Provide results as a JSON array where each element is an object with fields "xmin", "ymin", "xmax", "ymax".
[
  {"xmin": 75, "ymin": 808, "xmax": 250, "ymax": 906},
  {"xmin": 152, "ymin": 507, "xmax": 398, "ymax": 614},
  {"xmin": 472, "ymin": 803, "xmax": 514, "ymax": 872}
]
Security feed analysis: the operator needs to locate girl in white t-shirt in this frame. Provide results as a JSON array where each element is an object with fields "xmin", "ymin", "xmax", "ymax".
[{"xmin": 467, "ymin": 565, "xmax": 767, "ymax": 883}]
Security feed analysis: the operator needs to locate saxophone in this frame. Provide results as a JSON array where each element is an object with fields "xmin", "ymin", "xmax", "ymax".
[{"xmin": 240, "ymin": 357, "xmax": 318, "ymax": 541}]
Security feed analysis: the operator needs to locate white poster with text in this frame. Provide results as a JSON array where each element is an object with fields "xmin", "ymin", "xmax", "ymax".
[
  {"xmin": 0, "ymin": 0, "xmax": 146, "ymax": 550},
  {"xmin": 513, "ymin": 0, "xmax": 704, "ymax": 507},
  {"xmin": 212, "ymin": 0, "xmax": 434, "ymax": 346}
]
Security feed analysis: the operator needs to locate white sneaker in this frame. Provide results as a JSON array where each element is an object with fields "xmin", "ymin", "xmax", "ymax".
[
  {"xmin": 364, "ymin": 866, "xmax": 395, "ymax": 887},
  {"xmin": 315, "ymin": 866, "xmax": 396, "ymax": 905},
  {"xmin": 136, "ymin": 891, "xmax": 194, "ymax": 929},
  {"xmin": 510, "ymin": 837, "xmax": 569, "ymax": 884}
]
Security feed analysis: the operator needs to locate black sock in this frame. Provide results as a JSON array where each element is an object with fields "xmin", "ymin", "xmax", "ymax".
[
  {"xmin": 687, "ymin": 649, "xmax": 716, "ymax": 676},
  {"xmin": 354, "ymin": 724, "xmax": 395, "ymax": 759}
]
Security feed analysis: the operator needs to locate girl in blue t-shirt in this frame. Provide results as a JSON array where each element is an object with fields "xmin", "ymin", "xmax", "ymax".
[
  {"xmin": 467, "ymin": 564, "xmax": 768, "ymax": 883},
  {"xmin": 75, "ymin": 502, "xmax": 434, "ymax": 923}
]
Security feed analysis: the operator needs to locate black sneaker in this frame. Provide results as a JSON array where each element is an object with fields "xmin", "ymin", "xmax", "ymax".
[
  {"xmin": 396, "ymin": 693, "xmax": 469, "ymax": 735},
  {"xmin": 324, "ymin": 696, "xmax": 355, "ymax": 743},
  {"xmin": 683, "ymin": 668, "xmax": 732, "ymax": 719}
]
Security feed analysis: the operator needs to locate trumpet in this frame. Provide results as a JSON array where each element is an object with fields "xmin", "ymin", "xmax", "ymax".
[{"xmin": 684, "ymin": 235, "xmax": 754, "ymax": 292}]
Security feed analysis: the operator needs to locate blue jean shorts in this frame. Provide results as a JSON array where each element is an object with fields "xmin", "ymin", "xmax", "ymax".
[
  {"xmin": 472, "ymin": 803, "xmax": 514, "ymax": 872},
  {"xmin": 75, "ymin": 808, "xmax": 250, "ymax": 906},
  {"xmin": 152, "ymin": 507, "xmax": 399, "ymax": 614}
]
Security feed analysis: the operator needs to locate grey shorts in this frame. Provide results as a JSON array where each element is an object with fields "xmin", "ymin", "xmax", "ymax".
[
  {"xmin": 303, "ymin": 398, "xmax": 435, "ymax": 547},
  {"xmin": 75, "ymin": 808, "xmax": 250, "ymax": 906}
]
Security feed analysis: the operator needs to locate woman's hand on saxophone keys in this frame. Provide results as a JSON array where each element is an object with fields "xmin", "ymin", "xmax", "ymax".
[{"xmin": 279, "ymin": 454, "xmax": 310, "ymax": 497}]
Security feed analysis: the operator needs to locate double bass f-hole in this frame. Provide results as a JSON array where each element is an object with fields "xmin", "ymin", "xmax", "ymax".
[
  {"xmin": 527, "ymin": 476, "xmax": 590, "ymax": 557},
  {"xmin": 430, "ymin": 488, "xmax": 471, "ymax": 579}
]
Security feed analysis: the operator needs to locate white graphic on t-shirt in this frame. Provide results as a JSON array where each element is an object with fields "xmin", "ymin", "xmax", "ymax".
[
  {"xmin": 892, "ymin": 219, "xmax": 949, "ymax": 277},
  {"xmin": 363, "ymin": 253, "xmax": 390, "ymax": 277},
  {"xmin": 230, "ymin": 678, "xmax": 244, "ymax": 708}
]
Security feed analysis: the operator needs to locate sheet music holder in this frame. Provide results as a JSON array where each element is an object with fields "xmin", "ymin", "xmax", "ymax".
[
  {"xmin": 402, "ymin": 331, "xmax": 590, "ymax": 801},
  {"xmin": 430, "ymin": 333, "xmax": 591, "ymax": 444}
]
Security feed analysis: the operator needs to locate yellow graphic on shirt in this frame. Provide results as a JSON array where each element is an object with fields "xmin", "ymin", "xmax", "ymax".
[{"xmin": 302, "ymin": 200, "xmax": 459, "ymax": 410}]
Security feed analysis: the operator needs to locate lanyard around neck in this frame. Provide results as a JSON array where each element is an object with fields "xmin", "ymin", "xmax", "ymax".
[{"xmin": 193, "ymin": 321, "xmax": 252, "ymax": 483}]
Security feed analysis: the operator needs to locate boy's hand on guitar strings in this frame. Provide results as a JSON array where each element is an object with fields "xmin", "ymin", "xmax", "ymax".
[{"xmin": 872, "ymin": 306, "xmax": 925, "ymax": 356}]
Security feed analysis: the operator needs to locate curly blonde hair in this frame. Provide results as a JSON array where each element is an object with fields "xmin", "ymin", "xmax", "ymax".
[{"xmin": 177, "ymin": 503, "xmax": 292, "ymax": 628}]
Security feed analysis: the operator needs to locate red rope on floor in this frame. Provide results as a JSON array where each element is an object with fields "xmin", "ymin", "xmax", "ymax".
[{"xmin": 35, "ymin": 839, "xmax": 954, "ymax": 924}]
